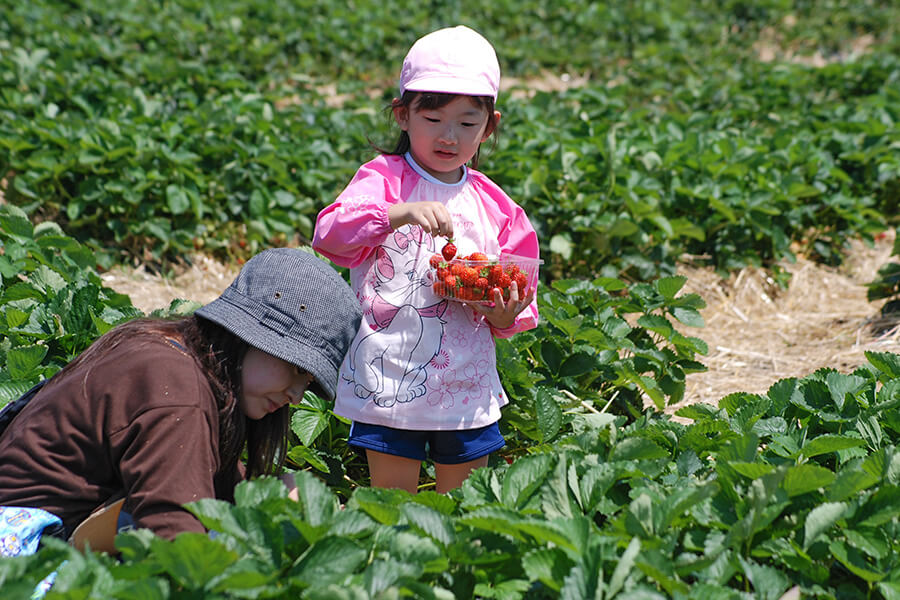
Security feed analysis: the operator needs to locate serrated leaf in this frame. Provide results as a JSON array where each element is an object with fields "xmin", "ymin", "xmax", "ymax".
[
  {"xmin": 150, "ymin": 533, "xmax": 238, "ymax": 590},
  {"xmin": 610, "ymin": 437, "xmax": 668, "ymax": 461},
  {"xmin": 803, "ymin": 501, "xmax": 847, "ymax": 549},
  {"xmin": 6, "ymin": 344, "xmax": 48, "ymax": 378},
  {"xmin": 536, "ymin": 387, "xmax": 563, "ymax": 442},
  {"xmin": 801, "ymin": 434, "xmax": 866, "ymax": 459},
  {"xmin": 782, "ymin": 464, "xmax": 835, "ymax": 497},
  {"xmin": 291, "ymin": 407, "xmax": 329, "ymax": 446},
  {"xmin": 289, "ymin": 536, "xmax": 368, "ymax": 586},
  {"xmin": 655, "ymin": 276, "xmax": 686, "ymax": 300}
]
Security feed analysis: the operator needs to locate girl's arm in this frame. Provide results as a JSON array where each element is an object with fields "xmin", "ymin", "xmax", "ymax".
[
  {"xmin": 474, "ymin": 177, "xmax": 541, "ymax": 339},
  {"xmin": 312, "ymin": 158, "xmax": 402, "ymax": 268}
]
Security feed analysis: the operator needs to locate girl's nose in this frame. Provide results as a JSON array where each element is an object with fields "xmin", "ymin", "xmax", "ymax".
[{"xmin": 438, "ymin": 125, "xmax": 457, "ymax": 144}]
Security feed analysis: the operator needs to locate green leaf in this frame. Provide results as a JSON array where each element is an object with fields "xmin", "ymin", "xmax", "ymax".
[
  {"xmin": 801, "ymin": 434, "xmax": 866, "ymax": 459},
  {"xmin": 287, "ymin": 445, "xmax": 330, "ymax": 473},
  {"xmin": 536, "ymin": 388, "xmax": 563, "ymax": 442},
  {"xmin": 6, "ymin": 344, "xmax": 48, "ymax": 378},
  {"xmin": 150, "ymin": 533, "xmax": 238, "ymax": 590},
  {"xmin": 165, "ymin": 185, "xmax": 190, "ymax": 215},
  {"xmin": 501, "ymin": 453, "xmax": 555, "ymax": 510},
  {"xmin": 830, "ymin": 539, "xmax": 886, "ymax": 583},
  {"xmin": 609, "ymin": 437, "xmax": 668, "ymax": 461},
  {"xmin": 783, "ymin": 464, "xmax": 835, "ymax": 497},
  {"xmin": 803, "ymin": 501, "xmax": 847, "ymax": 549},
  {"xmin": 655, "ymin": 276, "xmax": 686, "ymax": 300},
  {"xmin": 289, "ymin": 536, "xmax": 368, "ymax": 586},
  {"xmin": 401, "ymin": 503, "xmax": 455, "ymax": 547},
  {"xmin": 865, "ymin": 351, "xmax": 900, "ymax": 378},
  {"xmin": 608, "ymin": 537, "xmax": 640, "ymax": 598},
  {"xmin": 521, "ymin": 548, "xmax": 573, "ymax": 593},
  {"xmin": 670, "ymin": 306, "xmax": 704, "ymax": 327},
  {"xmin": 291, "ymin": 407, "xmax": 330, "ymax": 446}
]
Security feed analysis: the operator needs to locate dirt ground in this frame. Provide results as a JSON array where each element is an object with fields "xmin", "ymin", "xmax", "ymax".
[{"xmin": 102, "ymin": 231, "xmax": 900, "ymax": 411}]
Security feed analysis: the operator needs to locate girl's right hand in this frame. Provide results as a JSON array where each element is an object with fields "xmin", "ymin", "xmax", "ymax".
[{"xmin": 388, "ymin": 202, "xmax": 454, "ymax": 238}]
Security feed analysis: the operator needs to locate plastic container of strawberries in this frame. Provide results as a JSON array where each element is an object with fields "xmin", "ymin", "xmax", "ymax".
[{"xmin": 429, "ymin": 253, "xmax": 543, "ymax": 304}]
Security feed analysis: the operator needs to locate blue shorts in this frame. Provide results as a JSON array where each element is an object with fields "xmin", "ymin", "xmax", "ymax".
[{"xmin": 348, "ymin": 421, "xmax": 505, "ymax": 465}]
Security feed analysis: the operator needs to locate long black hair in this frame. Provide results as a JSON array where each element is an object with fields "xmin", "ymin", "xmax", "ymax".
[{"xmin": 373, "ymin": 91, "xmax": 500, "ymax": 169}]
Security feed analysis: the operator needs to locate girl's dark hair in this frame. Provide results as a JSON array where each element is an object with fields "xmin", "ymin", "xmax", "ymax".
[
  {"xmin": 53, "ymin": 316, "xmax": 289, "ymax": 483},
  {"xmin": 373, "ymin": 91, "xmax": 499, "ymax": 169}
]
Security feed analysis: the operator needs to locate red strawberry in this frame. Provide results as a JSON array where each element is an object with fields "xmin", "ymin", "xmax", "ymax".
[
  {"xmin": 514, "ymin": 272, "xmax": 528, "ymax": 290},
  {"xmin": 468, "ymin": 252, "xmax": 489, "ymax": 262},
  {"xmin": 429, "ymin": 254, "xmax": 443, "ymax": 269},
  {"xmin": 496, "ymin": 272, "xmax": 512, "ymax": 289},
  {"xmin": 433, "ymin": 282, "xmax": 445, "ymax": 295},
  {"xmin": 488, "ymin": 264, "xmax": 504, "ymax": 284},
  {"xmin": 436, "ymin": 266, "xmax": 450, "ymax": 279},
  {"xmin": 460, "ymin": 267, "xmax": 479, "ymax": 286},
  {"xmin": 444, "ymin": 274, "xmax": 458, "ymax": 288},
  {"xmin": 475, "ymin": 277, "xmax": 489, "ymax": 289},
  {"xmin": 450, "ymin": 263, "xmax": 464, "ymax": 277},
  {"xmin": 442, "ymin": 239, "xmax": 457, "ymax": 261}
]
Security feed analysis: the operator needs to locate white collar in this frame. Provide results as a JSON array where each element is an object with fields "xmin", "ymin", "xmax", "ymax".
[{"xmin": 404, "ymin": 152, "xmax": 467, "ymax": 186}]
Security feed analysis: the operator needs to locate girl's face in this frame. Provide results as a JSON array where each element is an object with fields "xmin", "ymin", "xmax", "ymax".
[
  {"xmin": 394, "ymin": 95, "xmax": 500, "ymax": 184},
  {"xmin": 239, "ymin": 347, "xmax": 315, "ymax": 420}
]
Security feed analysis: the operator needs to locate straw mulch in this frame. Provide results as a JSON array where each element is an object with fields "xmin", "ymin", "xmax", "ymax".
[
  {"xmin": 673, "ymin": 230, "xmax": 900, "ymax": 412},
  {"xmin": 102, "ymin": 233, "xmax": 900, "ymax": 412}
]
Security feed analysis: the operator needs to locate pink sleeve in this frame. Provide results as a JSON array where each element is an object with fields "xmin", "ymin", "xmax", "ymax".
[
  {"xmin": 472, "ymin": 173, "xmax": 541, "ymax": 339},
  {"xmin": 312, "ymin": 157, "xmax": 404, "ymax": 268}
]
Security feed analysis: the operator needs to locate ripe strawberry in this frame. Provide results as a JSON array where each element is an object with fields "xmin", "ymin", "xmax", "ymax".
[
  {"xmin": 433, "ymin": 281, "xmax": 445, "ymax": 295},
  {"xmin": 460, "ymin": 267, "xmax": 479, "ymax": 286},
  {"xmin": 468, "ymin": 252, "xmax": 489, "ymax": 262},
  {"xmin": 488, "ymin": 264, "xmax": 504, "ymax": 285},
  {"xmin": 441, "ymin": 239, "xmax": 457, "ymax": 261},
  {"xmin": 506, "ymin": 264, "xmax": 520, "ymax": 276},
  {"xmin": 496, "ymin": 272, "xmax": 512, "ymax": 289},
  {"xmin": 429, "ymin": 254, "xmax": 443, "ymax": 269},
  {"xmin": 436, "ymin": 266, "xmax": 450, "ymax": 279},
  {"xmin": 475, "ymin": 277, "xmax": 489, "ymax": 289},
  {"xmin": 514, "ymin": 272, "xmax": 529, "ymax": 290},
  {"xmin": 444, "ymin": 274, "xmax": 458, "ymax": 288},
  {"xmin": 450, "ymin": 262, "xmax": 464, "ymax": 277},
  {"xmin": 471, "ymin": 286, "xmax": 485, "ymax": 300}
]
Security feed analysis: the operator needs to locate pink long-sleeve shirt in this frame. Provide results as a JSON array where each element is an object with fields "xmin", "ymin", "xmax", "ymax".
[{"xmin": 313, "ymin": 154, "xmax": 540, "ymax": 430}]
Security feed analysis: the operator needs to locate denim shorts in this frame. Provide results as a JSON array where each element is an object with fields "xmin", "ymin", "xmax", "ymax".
[{"xmin": 348, "ymin": 421, "xmax": 505, "ymax": 465}]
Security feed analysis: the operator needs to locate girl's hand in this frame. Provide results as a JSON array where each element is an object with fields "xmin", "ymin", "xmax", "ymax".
[
  {"xmin": 468, "ymin": 281, "xmax": 535, "ymax": 330},
  {"xmin": 388, "ymin": 202, "xmax": 454, "ymax": 238}
]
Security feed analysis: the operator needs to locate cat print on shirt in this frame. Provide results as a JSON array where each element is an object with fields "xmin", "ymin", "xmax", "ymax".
[{"xmin": 346, "ymin": 225, "xmax": 449, "ymax": 407}]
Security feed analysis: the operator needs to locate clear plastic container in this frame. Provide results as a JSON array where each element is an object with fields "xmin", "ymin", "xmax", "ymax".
[{"xmin": 429, "ymin": 253, "xmax": 543, "ymax": 304}]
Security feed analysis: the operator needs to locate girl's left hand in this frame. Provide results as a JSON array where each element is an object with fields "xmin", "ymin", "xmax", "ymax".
[{"xmin": 468, "ymin": 281, "xmax": 535, "ymax": 330}]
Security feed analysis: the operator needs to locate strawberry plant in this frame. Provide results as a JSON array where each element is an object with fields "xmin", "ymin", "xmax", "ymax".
[
  {"xmin": 4, "ymin": 352, "xmax": 899, "ymax": 598},
  {"xmin": 0, "ymin": 205, "xmax": 196, "ymax": 407}
]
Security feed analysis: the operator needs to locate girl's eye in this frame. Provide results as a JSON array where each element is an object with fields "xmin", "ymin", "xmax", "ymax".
[
  {"xmin": 425, "ymin": 117, "xmax": 440, "ymax": 123},
  {"xmin": 461, "ymin": 122, "xmax": 477, "ymax": 127}
]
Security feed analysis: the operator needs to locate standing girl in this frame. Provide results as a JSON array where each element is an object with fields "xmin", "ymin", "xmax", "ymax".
[{"xmin": 313, "ymin": 25, "xmax": 540, "ymax": 493}]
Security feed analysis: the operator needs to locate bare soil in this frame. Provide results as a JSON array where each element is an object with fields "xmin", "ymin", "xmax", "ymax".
[{"xmin": 102, "ymin": 232, "xmax": 900, "ymax": 411}]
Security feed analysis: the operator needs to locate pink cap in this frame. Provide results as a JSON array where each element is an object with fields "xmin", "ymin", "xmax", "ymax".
[{"xmin": 399, "ymin": 26, "xmax": 500, "ymax": 101}]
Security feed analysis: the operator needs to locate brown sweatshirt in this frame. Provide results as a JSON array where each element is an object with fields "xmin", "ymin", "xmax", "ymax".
[{"xmin": 0, "ymin": 335, "xmax": 240, "ymax": 540}]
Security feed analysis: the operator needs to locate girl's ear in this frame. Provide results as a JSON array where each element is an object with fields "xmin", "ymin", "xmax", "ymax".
[
  {"xmin": 482, "ymin": 110, "xmax": 502, "ymax": 141},
  {"xmin": 393, "ymin": 102, "xmax": 410, "ymax": 131}
]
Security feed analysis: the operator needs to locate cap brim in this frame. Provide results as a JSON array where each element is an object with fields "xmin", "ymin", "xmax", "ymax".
[
  {"xmin": 196, "ymin": 297, "xmax": 338, "ymax": 401},
  {"xmin": 403, "ymin": 76, "xmax": 497, "ymax": 100}
]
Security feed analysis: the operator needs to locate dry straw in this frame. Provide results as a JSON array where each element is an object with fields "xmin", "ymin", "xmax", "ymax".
[{"xmin": 671, "ymin": 231, "xmax": 900, "ymax": 413}]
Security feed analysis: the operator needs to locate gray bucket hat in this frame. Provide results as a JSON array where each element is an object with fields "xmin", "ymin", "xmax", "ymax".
[{"xmin": 195, "ymin": 248, "xmax": 361, "ymax": 401}]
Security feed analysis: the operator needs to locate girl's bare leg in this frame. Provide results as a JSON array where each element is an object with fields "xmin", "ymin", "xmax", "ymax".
[
  {"xmin": 434, "ymin": 455, "xmax": 490, "ymax": 494},
  {"xmin": 366, "ymin": 449, "xmax": 421, "ymax": 494}
]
